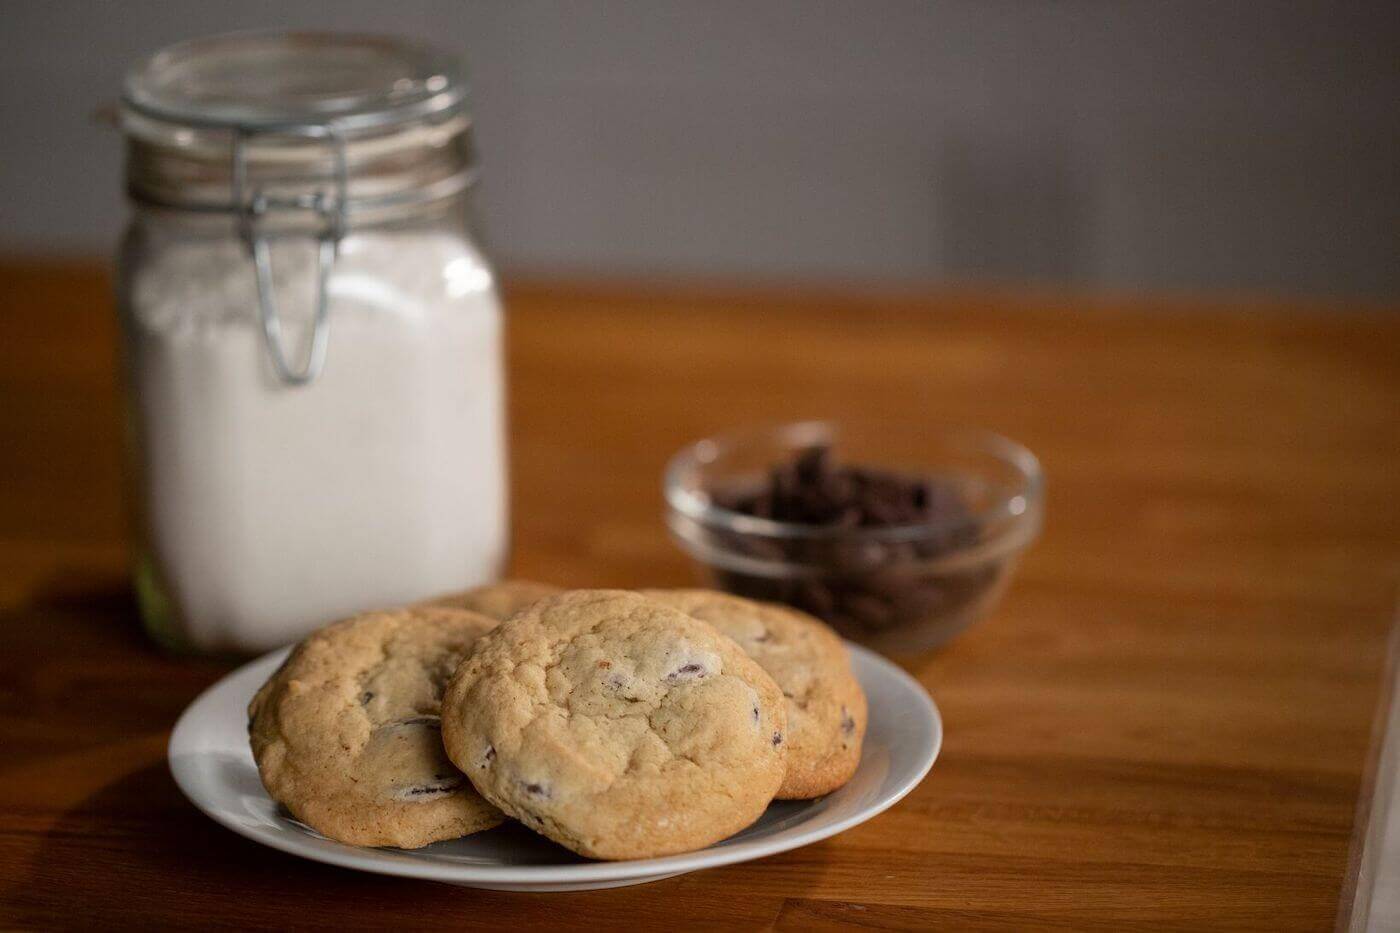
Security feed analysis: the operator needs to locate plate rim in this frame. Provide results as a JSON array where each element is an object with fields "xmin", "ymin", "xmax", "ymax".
[{"xmin": 168, "ymin": 640, "xmax": 941, "ymax": 884}]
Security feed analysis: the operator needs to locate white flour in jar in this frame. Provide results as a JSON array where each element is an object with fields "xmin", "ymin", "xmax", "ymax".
[{"xmin": 122, "ymin": 231, "xmax": 506, "ymax": 653}]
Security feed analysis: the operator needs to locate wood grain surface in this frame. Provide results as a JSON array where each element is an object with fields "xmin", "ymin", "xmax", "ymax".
[{"xmin": 0, "ymin": 261, "xmax": 1397, "ymax": 930}]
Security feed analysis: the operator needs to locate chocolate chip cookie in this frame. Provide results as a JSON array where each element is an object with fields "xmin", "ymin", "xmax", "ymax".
[
  {"xmin": 421, "ymin": 579, "xmax": 561, "ymax": 621},
  {"xmin": 440, "ymin": 590, "xmax": 787, "ymax": 860},
  {"xmin": 641, "ymin": 589, "xmax": 867, "ymax": 799},
  {"xmin": 248, "ymin": 606, "xmax": 505, "ymax": 848}
]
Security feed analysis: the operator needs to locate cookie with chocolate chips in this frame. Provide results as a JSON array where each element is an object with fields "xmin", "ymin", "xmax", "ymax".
[
  {"xmin": 420, "ymin": 579, "xmax": 561, "ymax": 622},
  {"xmin": 247, "ymin": 606, "xmax": 505, "ymax": 848},
  {"xmin": 440, "ymin": 590, "xmax": 787, "ymax": 860},
  {"xmin": 641, "ymin": 589, "xmax": 867, "ymax": 799}
]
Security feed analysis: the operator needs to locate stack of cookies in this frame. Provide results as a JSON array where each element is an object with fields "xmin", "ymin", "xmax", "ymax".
[{"xmin": 248, "ymin": 584, "xmax": 868, "ymax": 860}]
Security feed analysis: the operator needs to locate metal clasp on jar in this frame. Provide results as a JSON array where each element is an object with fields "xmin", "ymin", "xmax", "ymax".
[{"xmin": 232, "ymin": 123, "xmax": 348, "ymax": 386}]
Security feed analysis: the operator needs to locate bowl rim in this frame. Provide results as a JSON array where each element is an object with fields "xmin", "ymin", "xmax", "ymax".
[{"xmin": 663, "ymin": 420, "xmax": 1044, "ymax": 544}]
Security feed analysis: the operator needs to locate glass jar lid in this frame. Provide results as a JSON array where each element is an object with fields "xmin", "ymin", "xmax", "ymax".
[
  {"xmin": 121, "ymin": 31, "xmax": 467, "ymax": 133},
  {"xmin": 118, "ymin": 30, "xmax": 476, "ymax": 216}
]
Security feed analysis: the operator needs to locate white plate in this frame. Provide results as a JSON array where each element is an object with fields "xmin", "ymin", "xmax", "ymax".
[{"xmin": 168, "ymin": 641, "xmax": 941, "ymax": 892}]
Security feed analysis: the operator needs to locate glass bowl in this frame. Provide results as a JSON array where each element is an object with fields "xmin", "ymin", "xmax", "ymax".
[{"xmin": 663, "ymin": 421, "xmax": 1043, "ymax": 654}]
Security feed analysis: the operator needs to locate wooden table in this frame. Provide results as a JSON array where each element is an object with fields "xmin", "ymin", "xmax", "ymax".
[{"xmin": 1, "ymin": 261, "xmax": 1397, "ymax": 930}]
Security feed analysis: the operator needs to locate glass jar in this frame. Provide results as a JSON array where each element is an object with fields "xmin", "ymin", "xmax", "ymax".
[{"xmin": 116, "ymin": 33, "xmax": 507, "ymax": 654}]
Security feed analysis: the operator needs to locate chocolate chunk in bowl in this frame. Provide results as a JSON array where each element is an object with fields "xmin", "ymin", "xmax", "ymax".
[{"xmin": 664, "ymin": 421, "xmax": 1043, "ymax": 654}]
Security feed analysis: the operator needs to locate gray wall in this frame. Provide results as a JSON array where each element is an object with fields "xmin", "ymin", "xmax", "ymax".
[{"xmin": 3, "ymin": 1, "xmax": 1398, "ymax": 298}]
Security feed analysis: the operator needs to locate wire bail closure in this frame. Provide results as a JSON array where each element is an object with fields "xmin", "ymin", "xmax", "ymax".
[{"xmin": 232, "ymin": 123, "xmax": 348, "ymax": 386}]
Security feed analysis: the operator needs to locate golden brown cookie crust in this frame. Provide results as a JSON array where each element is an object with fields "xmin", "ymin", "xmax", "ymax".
[
  {"xmin": 248, "ymin": 606, "xmax": 505, "ymax": 848},
  {"xmin": 440, "ymin": 590, "xmax": 787, "ymax": 860},
  {"xmin": 421, "ymin": 579, "xmax": 562, "ymax": 621},
  {"xmin": 641, "ymin": 589, "xmax": 867, "ymax": 799}
]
